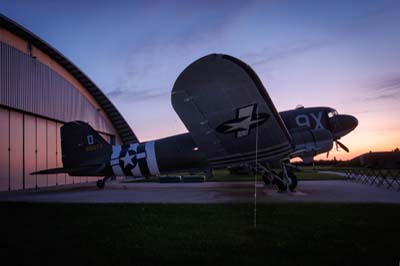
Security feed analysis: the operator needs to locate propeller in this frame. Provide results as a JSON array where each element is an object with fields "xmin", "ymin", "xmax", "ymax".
[
  {"xmin": 335, "ymin": 140, "xmax": 349, "ymax": 153},
  {"xmin": 327, "ymin": 139, "xmax": 349, "ymax": 158}
]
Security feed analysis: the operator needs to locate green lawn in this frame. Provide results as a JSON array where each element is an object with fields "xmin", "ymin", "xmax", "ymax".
[
  {"xmin": 208, "ymin": 169, "xmax": 344, "ymax": 182},
  {"xmin": 1, "ymin": 203, "xmax": 399, "ymax": 266},
  {"xmin": 295, "ymin": 170, "xmax": 344, "ymax": 180}
]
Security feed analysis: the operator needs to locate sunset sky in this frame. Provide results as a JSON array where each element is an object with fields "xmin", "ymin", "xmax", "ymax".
[{"xmin": 1, "ymin": 0, "xmax": 399, "ymax": 160}]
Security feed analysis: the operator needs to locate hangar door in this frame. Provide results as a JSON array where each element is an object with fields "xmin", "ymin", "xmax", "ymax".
[
  {"xmin": 0, "ymin": 108, "xmax": 9, "ymax": 191},
  {"xmin": 10, "ymin": 111, "xmax": 23, "ymax": 190}
]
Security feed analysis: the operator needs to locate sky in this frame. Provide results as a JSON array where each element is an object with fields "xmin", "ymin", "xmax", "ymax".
[{"xmin": 1, "ymin": 0, "xmax": 400, "ymax": 160}]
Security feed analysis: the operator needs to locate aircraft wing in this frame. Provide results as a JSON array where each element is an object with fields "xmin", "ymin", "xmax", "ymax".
[{"xmin": 171, "ymin": 54, "xmax": 293, "ymax": 167}]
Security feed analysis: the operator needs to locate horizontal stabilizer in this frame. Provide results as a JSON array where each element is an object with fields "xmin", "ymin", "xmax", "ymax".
[
  {"xmin": 31, "ymin": 168, "xmax": 67, "ymax": 175},
  {"xmin": 31, "ymin": 163, "xmax": 105, "ymax": 175}
]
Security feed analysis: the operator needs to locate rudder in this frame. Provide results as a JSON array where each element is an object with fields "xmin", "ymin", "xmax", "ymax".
[{"xmin": 61, "ymin": 121, "xmax": 111, "ymax": 169}]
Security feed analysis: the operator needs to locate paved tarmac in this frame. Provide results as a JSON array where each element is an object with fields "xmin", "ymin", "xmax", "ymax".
[{"xmin": 0, "ymin": 180, "xmax": 399, "ymax": 203}]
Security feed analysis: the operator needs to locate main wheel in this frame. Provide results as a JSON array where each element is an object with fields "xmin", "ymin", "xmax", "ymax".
[
  {"xmin": 96, "ymin": 179, "xmax": 105, "ymax": 189},
  {"xmin": 288, "ymin": 173, "xmax": 298, "ymax": 192},
  {"xmin": 262, "ymin": 173, "xmax": 272, "ymax": 185},
  {"xmin": 275, "ymin": 172, "xmax": 297, "ymax": 192}
]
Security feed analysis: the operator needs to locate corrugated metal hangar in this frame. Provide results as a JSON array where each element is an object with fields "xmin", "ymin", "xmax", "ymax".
[{"xmin": 0, "ymin": 14, "xmax": 137, "ymax": 191}]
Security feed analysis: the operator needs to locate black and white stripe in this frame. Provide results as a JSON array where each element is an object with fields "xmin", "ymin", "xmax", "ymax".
[{"xmin": 109, "ymin": 141, "xmax": 160, "ymax": 177}]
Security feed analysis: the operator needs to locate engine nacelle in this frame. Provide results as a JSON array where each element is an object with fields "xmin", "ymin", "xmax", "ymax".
[{"xmin": 290, "ymin": 128, "xmax": 333, "ymax": 162}]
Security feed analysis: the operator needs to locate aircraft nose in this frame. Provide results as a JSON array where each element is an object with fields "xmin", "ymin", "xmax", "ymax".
[{"xmin": 330, "ymin": 114, "xmax": 358, "ymax": 139}]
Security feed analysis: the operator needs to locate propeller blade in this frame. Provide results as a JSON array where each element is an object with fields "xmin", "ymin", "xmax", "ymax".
[
  {"xmin": 335, "ymin": 140, "xmax": 350, "ymax": 153},
  {"xmin": 326, "ymin": 151, "xmax": 330, "ymax": 158}
]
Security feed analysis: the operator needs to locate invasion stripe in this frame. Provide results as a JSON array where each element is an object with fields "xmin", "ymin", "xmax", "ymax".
[
  {"xmin": 130, "ymin": 143, "xmax": 142, "ymax": 177},
  {"xmin": 110, "ymin": 145, "xmax": 123, "ymax": 176},
  {"xmin": 111, "ymin": 145, "xmax": 122, "ymax": 160},
  {"xmin": 145, "ymin": 141, "xmax": 160, "ymax": 176},
  {"xmin": 137, "ymin": 143, "xmax": 151, "ymax": 177}
]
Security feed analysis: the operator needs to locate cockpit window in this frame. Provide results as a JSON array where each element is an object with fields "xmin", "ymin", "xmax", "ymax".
[{"xmin": 328, "ymin": 109, "xmax": 338, "ymax": 118}]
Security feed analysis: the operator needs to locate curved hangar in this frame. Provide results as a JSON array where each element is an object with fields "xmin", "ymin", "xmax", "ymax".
[{"xmin": 0, "ymin": 14, "xmax": 137, "ymax": 191}]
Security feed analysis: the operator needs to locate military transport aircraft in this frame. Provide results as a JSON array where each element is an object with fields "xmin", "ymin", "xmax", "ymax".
[{"xmin": 32, "ymin": 54, "xmax": 358, "ymax": 191}]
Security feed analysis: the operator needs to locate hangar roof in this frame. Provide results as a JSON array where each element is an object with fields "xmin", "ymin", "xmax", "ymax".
[{"xmin": 0, "ymin": 14, "xmax": 138, "ymax": 143}]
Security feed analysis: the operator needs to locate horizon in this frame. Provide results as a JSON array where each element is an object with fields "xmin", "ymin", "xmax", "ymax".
[{"xmin": 1, "ymin": 0, "xmax": 399, "ymax": 160}]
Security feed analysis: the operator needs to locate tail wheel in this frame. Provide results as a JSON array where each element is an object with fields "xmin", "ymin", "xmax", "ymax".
[
  {"xmin": 96, "ymin": 179, "xmax": 105, "ymax": 189},
  {"xmin": 276, "ymin": 172, "xmax": 297, "ymax": 192}
]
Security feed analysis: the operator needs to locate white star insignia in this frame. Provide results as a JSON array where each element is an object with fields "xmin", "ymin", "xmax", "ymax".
[
  {"xmin": 224, "ymin": 116, "xmax": 252, "ymax": 132},
  {"xmin": 224, "ymin": 116, "xmax": 265, "ymax": 133},
  {"xmin": 120, "ymin": 152, "xmax": 135, "ymax": 168}
]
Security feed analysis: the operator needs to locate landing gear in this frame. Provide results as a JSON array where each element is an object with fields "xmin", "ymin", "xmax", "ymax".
[
  {"xmin": 262, "ymin": 173, "xmax": 272, "ymax": 185},
  {"xmin": 275, "ymin": 171, "xmax": 297, "ymax": 192},
  {"xmin": 254, "ymin": 161, "xmax": 298, "ymax": 192},
  {"xmin": 96, "ymin": 179, "xmax": 105, "ymax": 189},
  {"xmin": 96, "ymin": 176, "xmax": 111, "ymax": 189}
]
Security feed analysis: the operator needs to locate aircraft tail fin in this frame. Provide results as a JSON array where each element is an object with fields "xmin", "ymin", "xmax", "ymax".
[
  {"xmin": 61, "ymin": 121, "xmax": 112, "ymax": 170},
  {"xmin": 31, "ymin": 121, "xmax": 112, "ymax": 176}
]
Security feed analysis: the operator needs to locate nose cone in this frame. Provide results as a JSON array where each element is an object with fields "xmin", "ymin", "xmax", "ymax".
[{"xmin": 330, "ymin": 114, "xmax": 358, "ymax": 139}]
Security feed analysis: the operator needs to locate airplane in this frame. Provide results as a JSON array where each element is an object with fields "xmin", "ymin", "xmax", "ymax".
[{"xmin": 32, "ymin": 54, "xmax": 358, "ymax": 192}]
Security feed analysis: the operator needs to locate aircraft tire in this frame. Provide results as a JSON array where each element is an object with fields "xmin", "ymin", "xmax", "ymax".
[
  {"xmin": 262, "ymin": 173, "xmax": 271, "ymax": 185},
  {"xmin": 96, "ymin": 179, "xmax": 105, "ymax": 189},
  {"xmin": 276, "ymin": 172, "xmax": 297, "ymax": 192},
  {"xmin": 288, "ymin": 173, "xmax": 298, "ymax": 192},
  {"xmin": 275, "ymin": 178, "xmax": 286, "ymax": 192}
]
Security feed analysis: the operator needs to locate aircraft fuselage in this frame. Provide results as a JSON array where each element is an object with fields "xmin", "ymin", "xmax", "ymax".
[{"xmin": 73, "ymin": 106, "xmax": 357, "ymax": 177}]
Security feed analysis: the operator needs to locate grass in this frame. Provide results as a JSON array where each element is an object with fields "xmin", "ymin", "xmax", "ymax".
[
  {"xmin": 1, "ymin": 203, "xmax": 399, "ymax": 266},
  {"xmin": 301, "ymin": 165, "xmax": 360, "ymax": 172},
  {"xmin": 302, "ymin": 166, "xmax": 400, "ymax": 178},
  {"xmin": 208, "ymin": 169, "xmax": 344, "ymax": 182},
  {"xmin": 295, "ymin": 170, "xmax": 344, "ymax": 180}
]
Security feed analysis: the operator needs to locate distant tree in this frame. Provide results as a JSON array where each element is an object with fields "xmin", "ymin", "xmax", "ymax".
[{"xmin": 394, "ymin": 148, "xmax": 399, "ymax": 152}]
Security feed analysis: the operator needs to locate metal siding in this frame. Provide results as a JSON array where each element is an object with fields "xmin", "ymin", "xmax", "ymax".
[
  {"xmin": 66, "ymin": 174, "xmax": 73, "ymax": 185},
  {"xmin": 0, "ymin": 107, "xmax": 9, "ymax": 191},
  {"xmin": 0, "ymin": 43, "xmax": 2, "ymax": 104},
  {"xmin": 1, "ymin": 15, "xmax": 137, "ymax": 144},
  {"xmin": 9, "ymin": 111, "xmax": 23, "ymax": 190},
  {"xmin": 56, "ymin": 122, "xmax": 66, "ymax": 185},
  {"xmin": 89, "ymin": 177, "xmax": 99, "ymax": 182},
  {"xmin": 24, "ymin": 114, "xmax": 36, "ymax": 189},
  {"xmin": 0, "ymin": 21, "xmax": 141, "ymax": 191},
  {"xmin": 36, "ymin": 117, "xmax": 47, "ymax": 187},
  {"xmin": 0, "ymin": 42, "xmax": 115, "ymax": 135},
  {"xmin": 47, "ymin": 120, "xmax": 57, "ymax": 186},
  {"xmin": 74, "ymin": 176, "xmax": 81, "ymax": 184},
  {"xmin": 81, "ymin": 176, "xmax": 88, "ymax": 183}
]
